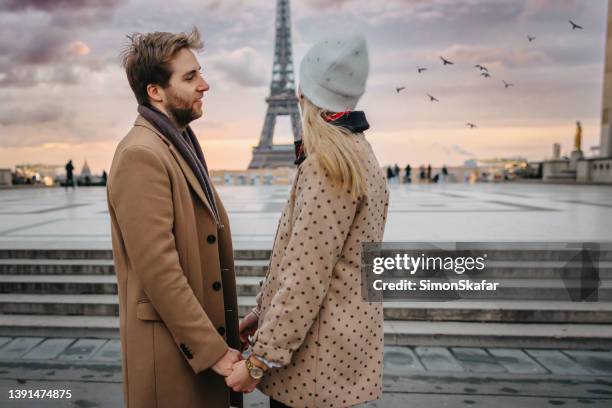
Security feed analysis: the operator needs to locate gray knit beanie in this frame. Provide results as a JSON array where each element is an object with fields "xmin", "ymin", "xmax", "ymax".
[{"xmin": 299, "ymin": 36, "xmax": 369, "ymax": 113}]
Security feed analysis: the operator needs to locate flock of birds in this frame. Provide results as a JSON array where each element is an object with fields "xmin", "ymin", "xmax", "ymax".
[{"xmin": 396, "ymin": 19, "xmax": 585, "ymax": 129}]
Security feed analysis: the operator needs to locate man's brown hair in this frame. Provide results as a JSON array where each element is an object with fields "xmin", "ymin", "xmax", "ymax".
[{"xmin": 120, "ymin": 27, "xmax": 204, "ymax": 105}]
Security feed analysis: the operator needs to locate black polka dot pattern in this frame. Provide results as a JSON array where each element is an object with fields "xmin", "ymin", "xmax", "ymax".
[{"xmin": 252, "ymin": 134, "xmax": 390, "ymax": 407}]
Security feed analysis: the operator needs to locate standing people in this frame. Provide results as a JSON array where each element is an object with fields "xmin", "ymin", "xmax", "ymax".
[
  {"xmin": 404, "ymin": 164, "xmax": 412, "ymax": 183},
  {"xmin": 107, "ymin": 28, "xmax": 243, "ymax": 408},
  {"xmin": 426, "ymin": 163, "xmax": 432, "ymax": 182},
  {"xmin": 65, "ymin": 160, "xmax": 75, "ymax": 190},
  {"xmin": 386, "ymin": 166, "xmax": 394, "ymax": 183},
  {"xmin": 232, "ymin": 36, "xmax": 389, "ymax": 408},
  {"xmin": 442, "ymin": 165, "xmax": 448, "ymax": 183}
]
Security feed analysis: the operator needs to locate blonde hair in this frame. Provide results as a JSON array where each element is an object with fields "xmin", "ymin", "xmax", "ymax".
[{"xmin": 301, "ymin": 97, "xmax": 367, "ymax": 199}]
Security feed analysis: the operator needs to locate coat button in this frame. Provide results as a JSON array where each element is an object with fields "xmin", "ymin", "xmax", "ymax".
[
  {"xmin": 212, "ymin": 281, "xmax": 222, "ymax": 291},
  {"xmin": 207, "ymin": 235, "xmax": 216, "ymax": 244},
  {"xmin": 217, "ymin": 326, "xmax": 226, "ymax": 336},
  {"xmin": 179, "ymin": 343, "xmax": 193, "ymax": 359}
]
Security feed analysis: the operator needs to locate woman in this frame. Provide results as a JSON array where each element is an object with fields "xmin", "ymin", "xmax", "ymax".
[{"xmin": 226, "ymin": 36, "xmax": 389, "ymax": 408}]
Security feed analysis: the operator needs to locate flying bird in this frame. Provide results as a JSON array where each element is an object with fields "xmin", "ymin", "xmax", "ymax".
[
  {"xmin": 417, "ymin": 67, "xmax": 427, "ymax": 73},
  {"xmin": 475, "ymin": 64, "xmax": 488, "ymax": 72},
  {"xmin": 502, "ymin": 80, "xmax": 514, "ymax": 89},
  {"xmin": 481, "ymin": 72, "xmax": 491, "ymax": 78},
  {"xmin": 569, "ymin": 20, "xmax": 583, "ymax": 30},
  {"xmin": 396, "ymin": 86, "xmax": 406, "ymax": 93},
  {"xmin": 427, "ymin": 93, "xmax": 439, "ymax": 102},
  {"xmin": 527, "ymin": 35, "xmax": 536, "ymax": 42},
  {"xmin": 466, "ymin": 123, "xmax": 477, "ymax": 129},
  {"xmin": 440, "ymin": 56, "xmax": 454, "ymax": 66}
]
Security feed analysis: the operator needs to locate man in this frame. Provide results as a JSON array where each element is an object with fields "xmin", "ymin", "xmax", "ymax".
[
  {"xmin": 65, "ymin": 159, "xmax": 75, "ymax": 190},
  {"xmin": 107, "ymin": 28, "xmax": 242, "ymax": 408}
]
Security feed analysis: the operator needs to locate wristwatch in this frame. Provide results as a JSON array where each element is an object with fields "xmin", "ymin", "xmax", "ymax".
[{"xmin": 245, "ymin": 357, "xmax": 265, "ymax": 379}]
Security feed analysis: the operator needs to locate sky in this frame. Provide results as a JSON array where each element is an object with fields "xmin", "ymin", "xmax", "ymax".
[{"xmin": 0, "ymin": 0, "xmax": 610, "ymax": 174}]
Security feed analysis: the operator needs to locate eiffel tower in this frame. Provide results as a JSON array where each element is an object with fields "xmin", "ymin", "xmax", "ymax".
[{"xmin": 248, "ymin": 0, "xmax": 302, "ymax": 169}]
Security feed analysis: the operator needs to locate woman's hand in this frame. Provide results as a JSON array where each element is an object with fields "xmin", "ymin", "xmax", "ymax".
[
  {"xmin": 239, "ymin": 311, "xmax": 259, "ymax": 351},
  {"xmin": 225, "ymin": 360, "xmax": 261, "ymax": 393}
]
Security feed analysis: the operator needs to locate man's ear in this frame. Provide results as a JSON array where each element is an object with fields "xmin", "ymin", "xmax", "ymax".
[{"xmin": 146, "ymin": 84, "xmax": 164, "ymax": 103}]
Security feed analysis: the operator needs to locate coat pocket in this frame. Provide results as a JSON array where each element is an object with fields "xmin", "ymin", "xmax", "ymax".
[{"xmin": 136, "ymin": 301, "xmax": 161, "ymax": 321}]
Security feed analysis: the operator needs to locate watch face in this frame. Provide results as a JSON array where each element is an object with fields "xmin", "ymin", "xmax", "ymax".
[{"xmin": 250, "ymin": 366, "xmax": 264, "ymax": 379}]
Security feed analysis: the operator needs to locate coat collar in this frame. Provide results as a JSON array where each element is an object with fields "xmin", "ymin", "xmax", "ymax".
[{"xmin": 134, "ymin": 115, "xmax": 217, "ymax": 223}]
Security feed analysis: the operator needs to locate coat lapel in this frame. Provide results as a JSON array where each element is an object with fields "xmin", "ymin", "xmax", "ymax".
[{"xmin": 134, "ymin": 116, "xmax": 217, "ymax": 222}]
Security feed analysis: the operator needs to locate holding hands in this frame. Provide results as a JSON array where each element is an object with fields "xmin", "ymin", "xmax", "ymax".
[
  {"xmin": 211, "ymin": 348, "xmax": 243, "ymax": 377},
  {"xmin": 225, "ymin": 358, "xmax": 263, "ymax": 393},
  {"xmin": 212, "ymin": 311, "xmax": 265, "ymax": 393}
]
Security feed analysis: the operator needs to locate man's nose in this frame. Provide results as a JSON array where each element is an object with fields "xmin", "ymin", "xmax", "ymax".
[{"xmin": 197, "ymin": 78, "xmax": 210, "ymax": 92}]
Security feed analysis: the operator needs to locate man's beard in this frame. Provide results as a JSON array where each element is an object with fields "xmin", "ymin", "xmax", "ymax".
[{"xmin": 164, "ymin": 88, "xmax": 201, "ymax": 129}]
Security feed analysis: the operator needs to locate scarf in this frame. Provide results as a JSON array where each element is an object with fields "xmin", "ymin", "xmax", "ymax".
[
  {"xmin": 138, "ymin": 104, "xmax": 220, "ymax": 226},
  {"xmin": 294, "ymin": 111, "xmax": 370, "ymax": 166}
]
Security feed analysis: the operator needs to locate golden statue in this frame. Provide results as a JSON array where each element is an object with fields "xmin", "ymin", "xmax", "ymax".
[{"xmin": 574, "ymin": 121, "xmax": 582, "ymax": 151}]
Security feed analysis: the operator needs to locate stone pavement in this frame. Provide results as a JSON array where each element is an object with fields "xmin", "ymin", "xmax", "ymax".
[
  {"xmin": 1, "ymin": 182, "xmax": 612, "ymax": 249},
  {"xmin": 1, "ymin": 183, "xmax": 612, "ymax": 406},
  {"xmin": 0, "ymin": 336, "xmax": 611, "ymax": 407}
]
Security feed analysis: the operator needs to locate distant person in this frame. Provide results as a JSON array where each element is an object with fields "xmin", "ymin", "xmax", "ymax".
[
  {"xmin": 404, "ymin": 164, "xmax": 412, "ymax": 183},
  {"xmin": 394, "ymin": 163, "xmax": 400, "ymax": 183},
  {"xmin": 419, "ymin": 165, "xmax": 426, "ymax": 182},
  {"xmin": 442, "ymin": 165, "xmax": 448, "ymax": 183},
  {"xmin": 101, "ymin": 170, "xmax": 108, "ymax": 185},
  {"xmin": 426, "ymin": 164, "xmax": 432, "ymax": 182},
  {"xmin": 108, "ymin": 28, "xmax": 242, "ymax": 408},
  {"xmin": 65, "ymin": 160, "xmax": 75, "ymax": 190},
  {"xmin": 386, "ymin": 166, "xmax": 394, "ymax": 182}
]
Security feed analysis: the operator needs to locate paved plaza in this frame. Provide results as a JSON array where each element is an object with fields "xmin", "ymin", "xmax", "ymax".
[
  {"xmin": 1, "ymin": 182, "xmax": 612, "ymax": 248},
  {"xmin": 0, "ymin": 337, "xmax": 611, "ymax": 408},
  {"xmin": 1, "ymin": 182, "xmax": 612, "ymax": 407}
]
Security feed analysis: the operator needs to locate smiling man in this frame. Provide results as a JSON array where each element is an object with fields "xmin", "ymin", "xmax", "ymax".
[{"xmin": 107, "ymin": 28, "xmax": 243, "ymax": 408}]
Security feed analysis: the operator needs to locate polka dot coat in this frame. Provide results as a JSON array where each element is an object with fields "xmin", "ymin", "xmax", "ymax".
[{"xmin": 252, "ymin": 133, "xmax": 389, "ymax": 408}]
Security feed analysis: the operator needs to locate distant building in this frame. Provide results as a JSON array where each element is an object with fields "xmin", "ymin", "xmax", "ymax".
[
  {"xmin": 81, "ymin": 160, "xmax": 92, "ymax": 178},
  {"xmin": 78, "ymin": 159, "xmax": 95, "ymax": 185},
  {"xmin": 0, "ymin": 169, "xmax": 12, "ymax": 187},
  {"xmin": 210, "ymin": 167, "xmax": 296, "ymax": 186},
  {"xmin": 15, "ymin": 164, "xmax": 62, "ymax": 186}
]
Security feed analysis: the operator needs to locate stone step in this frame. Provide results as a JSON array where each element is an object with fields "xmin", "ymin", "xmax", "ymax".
[
  {"xmin": 0, "ymin": 248, "xmax": 272, "ymax": 261},
  {"xmin": 0, "ymin": 274, "xmax": 118, "ymax": 295},
  {"xmin": 1, "ymin": 295, "xmax": 610, "ymax": 323},
  {"xmin": 375, "ymin": 247, "xmax": 612, "ymax": 262},
  {"xmin": 1, "ymin": 275, "xmax": 610, "ymax": 301},
  {"xmin": 2, "ymin": 248, "xmax": 609, "ymax": 262},
  {"xmin": 383, "ymin": 260, "xmax": 612, "ymax": 279},
  {"xmin": 0, "ymin": 316, "xmax": 610, "ymax": 350},
  {"xmin": 1, "ymin": 258, "xmax": 610, "ymax": 280},
  {"xmin": 0, "ymin": 259, "xmax": 269, "ymax": 276}
]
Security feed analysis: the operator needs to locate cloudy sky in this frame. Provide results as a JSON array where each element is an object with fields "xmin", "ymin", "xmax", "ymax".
[{"xmin": 0, "ymin": 0, "xmax": 609, "ymax": 173}]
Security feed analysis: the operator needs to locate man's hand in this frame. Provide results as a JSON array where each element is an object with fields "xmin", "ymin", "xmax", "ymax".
[
  {"xmin": 239, "ymin": 312, "xmax": 259, "ymax": 351},
  {"xmin": 225, "ymin": 360, "xmax": 261, "ymax": 393},
  {"xmin": 211, "ymin": 348, "xmax": 242, "ymax": 377}
]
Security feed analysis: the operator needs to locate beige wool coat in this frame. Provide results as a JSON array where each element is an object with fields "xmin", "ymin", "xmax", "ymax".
[
  {"xmin": 252, "ymin": 133, "xmax": 390, "ymax": 408},
  {"xmin": 107, "ymin": 115, "xmax": 242, "ymax": 408}
]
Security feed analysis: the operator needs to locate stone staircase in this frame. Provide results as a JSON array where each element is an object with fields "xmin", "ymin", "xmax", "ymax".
[{"xmin": 0, "ymin": 249, "xmax": 611, "ymax": 349}]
